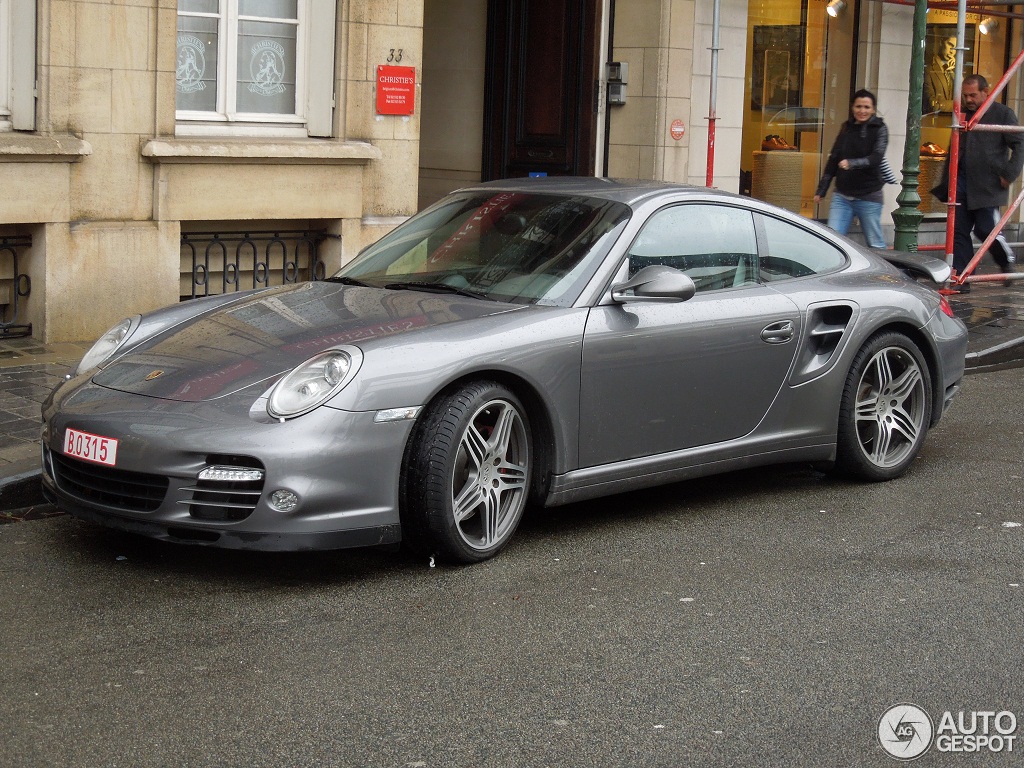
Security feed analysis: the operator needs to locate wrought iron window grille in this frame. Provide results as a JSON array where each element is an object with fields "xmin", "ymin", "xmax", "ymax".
[
  {"xmin": 180, "ymin": 229, "xmax": 337, "ymax": 300},
  {"xmin": 0, "ymin": 235, "xmax": 32, "ymax": 338}
]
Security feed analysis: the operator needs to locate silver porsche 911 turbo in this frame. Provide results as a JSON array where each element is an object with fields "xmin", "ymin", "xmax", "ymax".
[{"xmin": 42, "ymin": 178, "xmax": 968, "ymax": 563}]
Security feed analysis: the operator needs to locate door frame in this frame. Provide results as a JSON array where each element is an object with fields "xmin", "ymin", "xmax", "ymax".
[{"xmin": 482, "ymin": 0, "xmax": 608, "ymax": 180}]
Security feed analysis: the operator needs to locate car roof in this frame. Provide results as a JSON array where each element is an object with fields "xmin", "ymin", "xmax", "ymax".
[{"xmin": 457, "ymin": 177, "xmax": 741, "ymax": 207}]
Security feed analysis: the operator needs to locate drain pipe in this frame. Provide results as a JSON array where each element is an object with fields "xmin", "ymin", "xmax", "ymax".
[{"xmin": 706, "ymin": 0, "xmax": 721, "ymax": 187}]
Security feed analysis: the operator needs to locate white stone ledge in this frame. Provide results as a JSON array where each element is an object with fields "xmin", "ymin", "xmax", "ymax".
[
  {"xmin": 141, "ymin": 138, "xmax": 382, "ymax": 165},
  {"xmin": 362, "ymin": 215, "xmax": 411, "ymax": 227},
  {"xmin": 0, "ymin": 133, "xmax": 92, "ymax": 162}
]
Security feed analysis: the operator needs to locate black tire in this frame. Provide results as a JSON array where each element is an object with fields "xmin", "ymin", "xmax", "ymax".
[
  {"xmin": 401, "ymin": 381, "xmax": 532, "ymax": 563},
  {"xmin": 834, "ymin": 332, "xmax": 932, "ymax": 481}
]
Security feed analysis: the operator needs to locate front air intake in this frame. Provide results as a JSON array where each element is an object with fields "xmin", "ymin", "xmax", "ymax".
[{"xmin": 47, "ymin": 447, "xmax": 169, "ymax": 512}]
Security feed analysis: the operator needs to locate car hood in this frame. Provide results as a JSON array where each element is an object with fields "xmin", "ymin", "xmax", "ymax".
[{"xmin": 92, "ymin": 282, "xmax": 521, "ymax": 402}]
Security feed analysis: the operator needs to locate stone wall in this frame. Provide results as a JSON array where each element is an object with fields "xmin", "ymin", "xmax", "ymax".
[{"xmin": 0, "ymin": 1, "xmax": 422, "ymax": 342}]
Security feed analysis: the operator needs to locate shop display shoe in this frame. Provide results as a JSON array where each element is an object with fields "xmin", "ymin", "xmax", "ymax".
[
  {"xmin": 921, "ymin": 142, "xmax": 948, "ymax": 157},
  {"xmin": 762, "ymin": 135, "xmax": 798, "ymax": 151}
]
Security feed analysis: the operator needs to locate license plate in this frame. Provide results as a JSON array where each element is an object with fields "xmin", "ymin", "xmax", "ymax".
[{"xmin": 63, "ymin": 427, "xmax": 119, "ymax": 467}]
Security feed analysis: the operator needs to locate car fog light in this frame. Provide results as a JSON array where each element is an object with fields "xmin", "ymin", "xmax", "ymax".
[
  {"xmin": 198, "ymin": 466, "xmax": 264, "ymax": 482},
  {"xmin": 269, "ymin": 489, "xmax": 299, "ymax": 512}
]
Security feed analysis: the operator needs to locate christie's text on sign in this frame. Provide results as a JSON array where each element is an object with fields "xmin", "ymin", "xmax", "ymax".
[{"xmin": 376, "ymin": 65, "xmax": 416, "ymax": 116}]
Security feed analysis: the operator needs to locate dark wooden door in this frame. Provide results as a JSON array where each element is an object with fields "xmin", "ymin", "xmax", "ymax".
[{"xmin": 483, "ymin": 0, "xmax": 601, "ymax": 179}]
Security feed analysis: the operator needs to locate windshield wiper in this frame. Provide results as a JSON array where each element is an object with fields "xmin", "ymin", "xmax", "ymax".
[
  {"xmin": 325, "ymin": 275, "xmax": 371, "ymax": 287},
  {"xmin": 383, "ymin": 281, "xmax": 493, "ymax": 301}
]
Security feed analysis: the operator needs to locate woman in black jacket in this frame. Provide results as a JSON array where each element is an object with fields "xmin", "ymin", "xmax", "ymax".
[{"xmin": 813, "ymin": 89, "xmax": 888, "ymax": 248}]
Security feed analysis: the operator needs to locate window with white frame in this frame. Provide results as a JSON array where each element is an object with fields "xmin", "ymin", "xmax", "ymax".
[
  {"xmin": 0, "ymin": 0, "xmax": 36, "ymax": 132},
  {"xmin": 176, "ymin": 0, "xmax": 335, "ymax": 136}
]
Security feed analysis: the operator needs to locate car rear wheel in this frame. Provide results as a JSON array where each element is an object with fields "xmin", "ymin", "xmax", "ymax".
[
  {"xmin": 402, "ymin": 381, "xmax": 532, "ymax": 563},
  {"xmin": 835, "ymin": 332, "xmax": 932, "ymax": 481}
]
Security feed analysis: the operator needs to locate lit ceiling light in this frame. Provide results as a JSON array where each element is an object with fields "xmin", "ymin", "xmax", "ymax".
[
  {"xmin": 826, "ymin": 0, "xmax": 847, "ymax": 17},
  {"xmin": 979, "ymin": 18, "xmax": 999, "ymax": 35}
]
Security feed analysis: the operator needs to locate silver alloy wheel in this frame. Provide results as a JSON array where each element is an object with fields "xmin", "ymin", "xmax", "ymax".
[
  {"xmin": 853, "ymin": 345, "xmax": 927, "ymax": 469},
  {"xmin": 450, "ymin": 398, "xmax": 529, "ymax": 552}
]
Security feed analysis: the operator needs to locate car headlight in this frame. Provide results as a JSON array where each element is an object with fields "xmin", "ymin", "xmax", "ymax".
[
  {"xmin": 268, "ymin": 348, "xmax": 362, "ymax": 419},
  {"xmin": 76, "ymin": 316, "xmax": 139, "ymax": 374}
]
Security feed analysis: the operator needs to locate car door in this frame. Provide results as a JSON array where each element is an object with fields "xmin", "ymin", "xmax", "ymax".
[{"xmin": 578, "ymin": 202, "xmax": 802, "ymax": 467}]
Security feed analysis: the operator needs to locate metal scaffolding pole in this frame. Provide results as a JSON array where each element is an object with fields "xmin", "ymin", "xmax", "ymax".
[
  {"xmin": 887, "ymin": 0, "xmax": 1024, "ymax": 273},
  {"xmin": 938, "ymin": 0, "xmax": 1024, "ymax": 290},
  {"xmin": 706, "ymin": 0, "xmax": 722, "ymax": 187}
]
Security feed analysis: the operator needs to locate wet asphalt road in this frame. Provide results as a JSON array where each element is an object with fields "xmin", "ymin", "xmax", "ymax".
[{"xmin": 1, "ymin": 369, "xmax": 1022, "ymax": 768}]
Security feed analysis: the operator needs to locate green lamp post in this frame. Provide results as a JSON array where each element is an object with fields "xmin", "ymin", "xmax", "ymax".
[{"xmin": 892, "ymin": 0, "xmax": 929, "ymax": 251}]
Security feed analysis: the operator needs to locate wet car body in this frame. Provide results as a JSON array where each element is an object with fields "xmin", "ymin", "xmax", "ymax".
[{"xmin": 42, "ymin": 178, "xmax": 968, "ymax": 562}]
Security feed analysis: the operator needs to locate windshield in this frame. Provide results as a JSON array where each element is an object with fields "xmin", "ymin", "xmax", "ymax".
[{"xmin": 334, "ymin": 191, "xmax": 631, "ymax": 306}]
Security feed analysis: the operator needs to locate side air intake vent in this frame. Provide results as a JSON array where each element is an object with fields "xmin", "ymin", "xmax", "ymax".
[{"xmin": 791, "ymin": 302, "xmax": 857, "ymax": 385}]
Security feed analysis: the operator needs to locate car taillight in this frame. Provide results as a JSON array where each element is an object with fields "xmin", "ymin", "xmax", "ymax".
[{"xmin": 939, "ymin": 295, "xmax": 956, "ymax": 318}]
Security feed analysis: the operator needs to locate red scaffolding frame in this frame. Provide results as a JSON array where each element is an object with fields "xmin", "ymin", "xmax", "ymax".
[{"xmin": 907, "ymin": 0, "xmax": 1024, "ymax": 291}]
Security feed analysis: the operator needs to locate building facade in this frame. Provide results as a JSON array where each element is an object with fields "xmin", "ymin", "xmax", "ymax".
[{"xmin": 1, "ymin": 0, "xmax": 1021, "ymax": 342}]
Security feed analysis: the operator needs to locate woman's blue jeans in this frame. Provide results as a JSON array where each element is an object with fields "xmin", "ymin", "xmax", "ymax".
[{"xmin": 827, "ymin": 193, "xmax": 886, "ymax": 249}]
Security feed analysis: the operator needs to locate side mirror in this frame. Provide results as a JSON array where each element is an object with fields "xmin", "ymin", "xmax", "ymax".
[{"xmin": 611, "ymin": 265, "xmax": 696, "ymax": 303}]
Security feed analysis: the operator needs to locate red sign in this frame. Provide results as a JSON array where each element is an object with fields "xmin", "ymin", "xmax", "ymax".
[
  {"xmin": 670, "ymin": 119, "xmax": 686, "ymax": 141},
  {"xmin": 376, "ymin": 65, "xmax": 416, "ymax": 115}
]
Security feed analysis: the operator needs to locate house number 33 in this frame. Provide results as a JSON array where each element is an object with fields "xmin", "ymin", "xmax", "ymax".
[{"xmin": 388, "ymin": 49, "xmax": 403, "ymax": 63}]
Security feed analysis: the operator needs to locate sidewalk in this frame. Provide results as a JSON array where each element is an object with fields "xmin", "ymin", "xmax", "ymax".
[
  {"xmin": 0, "ymin": 338, "xmax": 92, "ymax": 513},
  {"xmin": 1, "ymin": 278, "xmax": 1023, "ymax": 514}
]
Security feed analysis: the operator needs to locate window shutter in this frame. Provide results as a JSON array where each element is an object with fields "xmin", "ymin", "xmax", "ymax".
[
  {"xmin": 305, "ymin": 2, "xmax": 336, "ymax": 137},
  {"xmin": 11, "ymin": 0, "xmax": 36, "ymax": 131}
]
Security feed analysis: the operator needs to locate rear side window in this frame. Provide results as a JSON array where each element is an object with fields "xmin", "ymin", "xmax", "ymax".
[{"xmin": 759, "ymin": 214, "xmax": 847, "ymax": 281}]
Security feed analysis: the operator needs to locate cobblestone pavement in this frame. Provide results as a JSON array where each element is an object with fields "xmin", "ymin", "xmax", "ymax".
[{"xmin": 0, "ymin": 338, "xmax": 90, "ymax": 478}]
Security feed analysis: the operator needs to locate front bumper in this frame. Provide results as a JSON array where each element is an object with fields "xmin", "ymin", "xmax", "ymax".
[
  {"xmin": 41, "ymin": 379, "xmax": 415, "ymax": 551},
  {"xmin": 40, "ymin": 482, "xmax": 401, "ymax": 550}
]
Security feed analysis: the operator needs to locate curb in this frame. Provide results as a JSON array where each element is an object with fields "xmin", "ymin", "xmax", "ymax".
[
  {"xmin": 965, "ymin": 335, "xmax": 1024, "ymax": 372},
  {"xmin": 0, "ymin": 467, "xmax": 45, "ymax": 512}
]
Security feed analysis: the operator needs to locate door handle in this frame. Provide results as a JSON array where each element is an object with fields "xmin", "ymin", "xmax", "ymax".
[{"xmin": 761, "ymin": 320, "xmax": 795, "ymax": 344}]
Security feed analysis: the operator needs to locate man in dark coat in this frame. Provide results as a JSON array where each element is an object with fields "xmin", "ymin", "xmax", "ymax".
[{"xmin": 932, "ymin": 74, "xmax": 1024, "ymax": 290}]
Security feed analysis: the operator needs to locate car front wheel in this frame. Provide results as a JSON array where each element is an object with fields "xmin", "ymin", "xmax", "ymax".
[
  {"xmin": 402, "ymin": 381, "xmax": 532, "ymax": 563},
  {"xmin": 835, "ymin": 332, "xmax": 932, "ymax": 481}
]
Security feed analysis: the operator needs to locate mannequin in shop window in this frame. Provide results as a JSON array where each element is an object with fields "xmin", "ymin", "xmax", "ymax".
[
  {"xmin": 925, "ymin": 35, "xmax": 957, "ymax": 114},
  {"xmin": 813, "ymin": 89, "xmax": 889, "ymax": 249}
]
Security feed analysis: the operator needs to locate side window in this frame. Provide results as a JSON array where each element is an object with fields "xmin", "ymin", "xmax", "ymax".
[
  {"xmin": 759, "ymin": 214, "xmax": 847, "ymax": 281},
  {"xmin": 627, "ymin": 204, "xmax": 758, "ymax": 292},
  {"xmin": 176, "ymin": 0, "xmax": 336, "ymax": 137}
]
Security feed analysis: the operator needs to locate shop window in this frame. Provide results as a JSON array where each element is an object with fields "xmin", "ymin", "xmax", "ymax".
[
  {"xmin": 175, "ymin": 0, "xmax": 336, "ymax": 137},
  {"xmin": 741, "ymin": 0, "xmax": 854, "ymax": 220},
  {"xmin": 918, "ymin": 9, "xmax": 1008, "ymax": 214},
  {"xmin": 0, "ymin": 0, "xmax": 36, "ymax": 132}
]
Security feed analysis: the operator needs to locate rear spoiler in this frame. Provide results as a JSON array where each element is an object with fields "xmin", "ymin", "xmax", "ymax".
[{"xmin": 873, "ymin": 248, "xmax": 951, "ymax": 284}]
